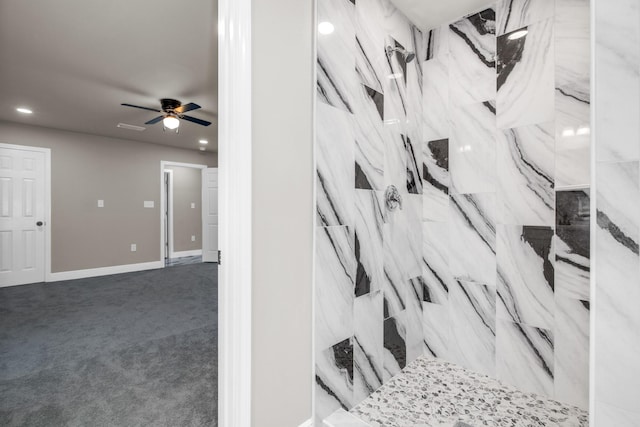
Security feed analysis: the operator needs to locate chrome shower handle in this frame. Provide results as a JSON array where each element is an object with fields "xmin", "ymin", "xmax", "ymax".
[{"xmin": 385, "ymin": 185, "xmax": 403, "ymax": 211}]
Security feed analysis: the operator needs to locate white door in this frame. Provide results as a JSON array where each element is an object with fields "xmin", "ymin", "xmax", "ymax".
[
  {"xmin": 0, "ymin": 145, "xmax": 47, "ymax": 287},
  {"xmin": 202, "ymin": 168, "xmax": 219, "ymax": 263}
]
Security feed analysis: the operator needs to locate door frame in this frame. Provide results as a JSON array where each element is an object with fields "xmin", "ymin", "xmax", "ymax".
[
  {"xmin": 159, "ymin": 161, "xmax": 207, "ymax": 264},
  {"xmin": 0, "ymin": 142, "xmax": 52, "ymax": 284},
  {"xmin": 218, "ymin": 0, "xmax": 253, "ymax": 424},
  {"xmin": 163, "ymin": 169, "xmax": 174, "ymax": 259}
]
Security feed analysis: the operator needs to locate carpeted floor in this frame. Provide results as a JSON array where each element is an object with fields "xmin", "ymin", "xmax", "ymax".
[{"xmin": 0, "ymin": 263, "xmax": 218, "ymax": 427}]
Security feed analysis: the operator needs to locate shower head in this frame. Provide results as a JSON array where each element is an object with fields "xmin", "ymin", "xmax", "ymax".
[{"xmin": 386, "ymin": 45, "xmax": 416, "ymax": 63}]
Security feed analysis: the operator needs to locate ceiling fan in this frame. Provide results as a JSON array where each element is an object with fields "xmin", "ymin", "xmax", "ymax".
[{"xmin": 121, "ymin": 98, "xmax": 212, "ymax": 130}]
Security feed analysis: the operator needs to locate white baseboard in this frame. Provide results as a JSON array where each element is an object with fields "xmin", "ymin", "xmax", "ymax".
[
  {"xmin": 170, "ymin": 249, "xmax": 203, "ymax": 258},
  {"xmin": 47, "ymin": 261, "xmax": 164, "ymax": 282},
  {"xmin": 299, "ymin": 419, "xmax": 313, "ymax": 427}
]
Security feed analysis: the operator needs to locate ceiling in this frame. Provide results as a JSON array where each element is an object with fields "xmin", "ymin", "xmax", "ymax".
[
  {"xmin": 0, "ymin": 0, "xmax": 218, "ymax": 152},
  {"xmin": 388, "ymin": 0, "xmax": 494, "ymax": 30}
]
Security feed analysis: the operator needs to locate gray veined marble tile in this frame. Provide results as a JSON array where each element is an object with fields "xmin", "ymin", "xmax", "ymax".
[
  {"xmin": 423, "ymin": 302, "xmax": 450, "ymax": 360},
  {"xmin": 354, "ymin": 190, "xmax": 386, "ymax": 297},
  {"xmin": 450, "ymin": 193, "xmax": 497, "ymax": 286},
  {"xmin": 423, "ymin": 139, "xmax": 449, "ymax": 222},
  {"xmin": 406, "ymin": 277, "xmax": 425, "ymax": 364},
  {"xmin": 422, "ymin": 56, "xmax": 450, "ymax": 142},
  {"xmin": 422, "ymin": 221, "xmax": 453, "ymax": 305},
  {"xmin": 555, "ymin": 0, "xmax": 591, "ymax": 187},
  {"xmin": 497, "ymin": 19, "xmax": 555, "ymax": 129},
  {"xmin": 496, "ymin": 0, "xmax": 555, "ymax": 35},
  {"xmin": 594, "ymin": 0, "xmax": 640, "ymax": 162},
  {"xmin": 496, "ymin": 319, "xmax": 554, "ymax": 397},
  {"xmin": 449, "ymin": 280, "xmax": 497, "ymax": 377},
  {"xmin": 317, "ymin": 102, "xmax": 355, "ymax": 227},
  {"xmin": 555, "ymin": 227, "xmax": 590, "ymax": 301},
  {"xmin": 497, "ymin": 121, "xmax": 555, "ymax": 226},
  {"xmin": 556, "ymin": 189, "xmax": 590, "ymax": 227},
  {"xmin": 554, "ymin": 296, "xmax": 589, "ymax": 410},
  {"xmin": 316, "ymin": 337, "xmax": 355, "ymax": 423},
  {"xmin": 595, "ymin": 161, "xmax": 640, "ymax": 410},
  {"xmin": 354, "ymin": 291, "xmax": 384, "ymax": 404},
  {"xmin": 383, "ymin": 313, "xmax": 407, "ymax": 382},
  {"xmin": 405, "ymin": 135, "xmax": 422, "ymax": 195},
  {"xmin": 324, "ymin": 408, "xmax": 372, "ymax": 427},
  {"xmin": 383, "ymin": 36, "xmax": 409, "ymax": 127},
  {"xmin": 355, "ymin": 0, "xmax": 390, "ymax": 93},
  {"xmin": 450, "ymin": 101, "xmax": 497, "ymax": 195},
  {"xmin": 497, "ymin": 225, "xmax": 555, "ymax": 330},
  {"xmin": 426, "ymin": 24, "xmax": 450, "ymax": 61},
  {"xmin": 595, "ymin": 401, "xmax": 640, "ymax": 427},
  {"xmin": 380, "ymin": 0, "xmax": 413, "ymax": 49},
  {"xmin": 317, "ymin": 0, "xmax": 358, "ymax": 114},
  {"xmin": 315, "ymin": 226, "xmax": 356, "ymax": 352},
  {"xmin": 409, "ymin": 26, "xmax": 425, "ymax": 86},
  {"xmin": 384, "ymin": 131, "xmax": 407, "ymax": 191},
  {"xmin": 354, "ymin": 85, "xmax": 385, "ymax": 191},
  {"xmin": 449, "ymin": 8, "xmax": 497, "ymax": 106}
]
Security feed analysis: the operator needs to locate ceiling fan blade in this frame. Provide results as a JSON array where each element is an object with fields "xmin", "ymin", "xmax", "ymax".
[
  {"xmin": 121, "ymin": 103, "xmax": 161, "ymax": 112},
  {"xmin": 181, "ymin": 115, "xmax": 212, "ymax": 127},
  {"xmin": 174, "ymin": 102, "xmax": 201, "ymax": 114},
  {"xmin": 145, "ymin": 116, "xmax": 164, "ymax": 125}
]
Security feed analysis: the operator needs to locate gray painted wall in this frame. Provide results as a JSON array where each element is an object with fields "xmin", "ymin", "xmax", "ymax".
[
  {"xmin": 0, "ymin": 120, "xmax": 216, "ymax": 273},
  {"xmin": 165, "ymin": 165, "xmax": 203, "ymax": 253},
  {"xmin": 251, "ymin": 0, "xmax": 314, "ymax": 424}
]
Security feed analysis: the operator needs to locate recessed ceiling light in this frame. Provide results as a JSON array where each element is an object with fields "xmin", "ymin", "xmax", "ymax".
[
  {"xmin": 16, "ymin": 107, "xmax": 33, "ymax": 114},
  {"xmin": 199, "ymin": 139, "xmax": 208, "ymax": 145},
  {"xmin": 199, "ymin": 147, "xmax": 206, "ymax": 151},
  {"xmin": 508, "ymin": 29, "xmax": 528, "ymax": 41},
  {"xmin": 318, "ymin": 21, "xmax": 334, "ymax": 35}
]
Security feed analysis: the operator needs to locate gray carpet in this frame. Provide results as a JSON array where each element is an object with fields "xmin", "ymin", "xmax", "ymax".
[{"xmin": 0, "ymin": 263, "xmax": 217, "ymax": 427}]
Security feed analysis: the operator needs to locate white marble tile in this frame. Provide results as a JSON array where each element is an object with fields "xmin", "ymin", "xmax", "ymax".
[
  {"xmin": 354, "ymin": 291, "xmax": 384, "ymax": 404},
  {"xmin": 496, "ymin": 319, "xmax": 554, "ymax": 397},
  {"xmin": 554, "ymin": 228, "xmax": 590, "ymax": 301},
  {"xmin": 594, "ymin": 0, "xmax": 640, "ymax": 162},
  {"xmin": 423, "ymin": 139, "xmax": 450, "ymax": 222},
  {"xmin": 381, "ymin": 0, "xmax": 412, "ymax": 49},
  {"xmin": 497, "ymin": 225, "xmax": 555, "ymax": 330},
  {"xmin": 355, "ymin": 0, "xmax": 389, "ymax": 93},
  {"xmin": 317, "ymin": 0, "xmax": 357, "ymax": 114},
  {"xmin": 324, "ymin": 408, "xmax": 372, "ymax": 427},
  {"xmin": 450, "ymin": 101, "xmax": 497, "ymax": 195},
  {"xmin": 383, "ymin": 312, "xmax": 407, "ymax": 381},
  {"xmin": 595, "ymin": 401, "xmax": 640, "ymax": 427},
  {"xmin": 405, "ymin": 134, "xmax": 423, "ymax": 195},
  {"xmin": 383, "ymin": 36, "xmax": 409, "ymax": 128},
  {"xmin": 316, "ymin": 337, "xmax": 355, "ymax": 422},
  {"xmin": 316, "ymin": 226, "xmax": 356, "ymax": 351},
  {"xmin": 423, "ymin": 56, "xmax": 450, "ymax": 142},
  {"xmin": 384, "ymin": 131, "xmax": 407, "ymax": 191},
  {"xmin": 354, "ymin": 190, "xmax": 385, "ymax": 296},
  {"xmin": 317, "ymin": 102, "xmax": 355, "ymax": 227},
  {"xmin": 423, "ymin": 302, "xmax": 449, "ymax": 360},
  {"xmin": 450, "ymin": 193, "xmax": 497, "ymax": 286},
  {"xmin": 555, "ymin": 0, "xmax": 591, "ymax": 187},
  {"xmin": 426, "ymin": 24, "xmax": 450, "ymax": 61},
  {"xmin": 354, "ymin": 85, "xmax": 385, "ymax": 191},
  {"xmin": 422, "ymin": 221, "xmax": 453, "ymax": 305},
  {"xmin": 449, "ymin": 280, "xmax": 497, "ymax": 377},
  {"xmin": 406, "ymin": 277, "xmax": 425, "ymax": 364},
  {"xmin": 497, "ymin": 18, "xmax": 555, "ymax": 129},
  {"xmin": 385, "ymin": 212, "xmax": 422, "ymax": 284},
  {"xmin": 496, "ymin": 0, "xmax": 555, "ymax": 35},
  {"xmin": 595, "ymin": 161, "xmax": 640, "ymax": 411},
  {"xmin": 449, "ymin": 8, "xmax": 497, "ymax": 106},
  {"xmin": 554, "ymin": 296, "xmax": 589, "ymax": 410},
  {"xmin": 497, "ymin": 121, "xmax": 555, "ymax": 226}
]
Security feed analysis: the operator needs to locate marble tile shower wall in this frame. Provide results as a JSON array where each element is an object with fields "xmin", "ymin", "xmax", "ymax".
[{"xmin": 315, "ymin": 0, "xmax": 590, "ymax": 423}]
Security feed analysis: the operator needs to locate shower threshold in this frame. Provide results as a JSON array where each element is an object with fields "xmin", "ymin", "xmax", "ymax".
[{"xmin": 326, "ymin": 357, "xmax": 588, "ymax": 427}]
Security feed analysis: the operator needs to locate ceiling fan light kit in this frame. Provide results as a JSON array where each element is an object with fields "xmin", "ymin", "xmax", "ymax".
[{"xmin": 120, "ymin": 98, "xmax": 212, "ymax": 132}]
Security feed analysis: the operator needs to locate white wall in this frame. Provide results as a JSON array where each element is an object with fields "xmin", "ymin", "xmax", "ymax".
[{"xmin": 251, "ymin": 0, "xmax": 314, "ymax": 425}]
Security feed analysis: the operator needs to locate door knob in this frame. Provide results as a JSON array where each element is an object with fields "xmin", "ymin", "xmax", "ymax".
[{"xmin": 36, "ymin": 221, "xmax": 43, "ymax": 226}]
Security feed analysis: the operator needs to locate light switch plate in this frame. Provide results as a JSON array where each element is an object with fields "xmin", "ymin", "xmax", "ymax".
[
  {"xmin": 191, "ymin": 202, "xmax": 196, "ymax": 209},
  {"xmin": 130, "ymin": 244, "xmax": 137, "ymax": 252},
  {"xmin": 98, "ymin": 200, "xmax": 104, "ymax": 208},
  {"xmin": 144, "ymin": 201, "xmax": 154, "ymax": 208},
  {"xmin": 191, "ymin": 235, "xmax": 196, "ymax": 242}
]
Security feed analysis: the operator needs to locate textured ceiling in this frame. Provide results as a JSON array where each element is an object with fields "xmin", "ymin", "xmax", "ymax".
[
  {"xmin": 0, "ymin": 0, "xmax": 218, "ymax": 152},
  {"xmin": 388, "ymin": 0, "xmax": 495, "ymax": 30}
]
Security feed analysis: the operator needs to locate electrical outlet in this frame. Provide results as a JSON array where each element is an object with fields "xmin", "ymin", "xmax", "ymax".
[
  {"xmin": 97, "ymin": 200, "xmax": 104, "ymax": 208},
  {"xmin": 191, "ymin": 235, "xmax": 196, "ymax": 242},
  {"xmin": 130, "ymin": 244, "xmax": 137, "ymax": 252}
]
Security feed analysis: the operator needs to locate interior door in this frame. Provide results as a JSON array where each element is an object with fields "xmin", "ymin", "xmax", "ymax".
[
  {"xmin": 202, "ymin": 168, "xmax": 219, "ymax": 263},
  {"xmin": 0, "ymin": 146, "xmax": 47, "ymax": 287}
]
